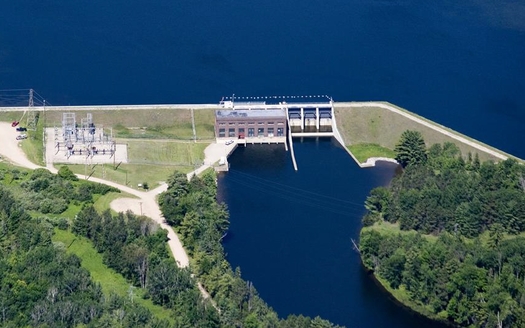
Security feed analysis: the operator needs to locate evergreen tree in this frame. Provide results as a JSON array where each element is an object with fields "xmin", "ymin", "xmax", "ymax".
[{"xmin": 394, "ymin": 130, "xmax": 427, "ymax": 167}]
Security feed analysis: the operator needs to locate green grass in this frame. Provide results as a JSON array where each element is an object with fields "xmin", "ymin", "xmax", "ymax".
[
  {"xmin": 21, "ymin": 113, "xmax": 45, "ymax": 166},
  {"xmin": 52, "ymin": 229, "xmax": 174, "ymax": 323},
  {"xmin": 348, "ymin": 143, "xmax": 396, "ymax": 163},
  {"xmin": 334, "ymin": 103, "xmax": 518, "ymax": 163},
  {"xmin": 43, "ymin": 108, "xmax": 216, "ymax": 140},
  {"xmin": 124, "ymin": 139, "xmax": 209, "ymax": 165},
  {"xmin": 0, "ymin": 112, "xmax": 25, "ymax": 123},
  {"xmin": 386, "ymin": 103, "xmax": 522, "ymax": 162},
  {"xmin": 59, "ymin": 203, "xmax": 83, "ymax": 218},
  {"xmin": 65, "ymin": 163, "xmax": 192, "ymax": 190},
  {"xmin": 362, "ymin": 221, "xmax": 438, "ymax": 243}
]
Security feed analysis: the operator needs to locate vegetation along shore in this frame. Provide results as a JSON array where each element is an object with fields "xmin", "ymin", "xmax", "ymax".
[{"xmin": 359, "ymin": 130, "xmax": 525, "ymax": 327}]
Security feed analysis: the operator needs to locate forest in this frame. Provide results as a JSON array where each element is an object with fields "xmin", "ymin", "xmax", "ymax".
[
  {"xmin": 0, "ymin": 165, "xmax": 174, "ymax": 327},
  {"xmin": 0, "ymin": 163, "xmax": 341, "ymax": 327},
  {"xmin": 359, "ymin": 130, "xmax": 525, "ymax": 327}
]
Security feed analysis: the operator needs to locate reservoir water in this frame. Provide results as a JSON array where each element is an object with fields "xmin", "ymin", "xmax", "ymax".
[
  {"xmin": 218, "ymin": 138, "xmax": 444, "ymax": 327},
  {"xmin": 1, "ymin": 1, "xmax": 524, "ymax": 159}
]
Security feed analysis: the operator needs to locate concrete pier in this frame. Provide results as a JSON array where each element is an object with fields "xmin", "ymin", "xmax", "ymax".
[{"xmin": 287, "ymin": 124, "xmax": 298, "ymax": 171}]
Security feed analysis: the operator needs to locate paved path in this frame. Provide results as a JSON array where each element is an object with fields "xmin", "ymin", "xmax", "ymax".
[
  {"xmin": 0, "ymin": 101, "xmax": 330, "ymax": 112},
  {"xmin": 0, "ymin": 104, "xmax": 222, "ymax": 112},
  {"xmin": 336, "ymin": 102, "xmax": 509, "ymax": 161},
  {"xmin": 0, "ymin": 121, "xmax": 221, "ymax": 304}
]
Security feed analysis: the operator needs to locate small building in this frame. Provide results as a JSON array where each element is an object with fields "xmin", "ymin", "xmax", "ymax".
[{"xmin": 215, "ymin": 109, "xmax": 287, "ymax": 141}]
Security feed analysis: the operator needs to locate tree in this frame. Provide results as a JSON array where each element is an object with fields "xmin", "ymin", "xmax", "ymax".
[
  {"xmin": 147, "ymin": 261, "xmax": 193, "ymax": 307},
  {"xmin": 394, "ymin": 130, "xmax": 427, "ymax": 168},
  {"xmin": 381, "ymin": 249, "xmax": 406, "ymax": 289},
  {"xmin": 364, "ymin": 187, "xmax": 391, "ymax": 216},
  {"xmin": 488, "ymin": 223, "xmax": 505, "ymax": 249},
  {"xmin": 73, "ymin": 205, "xmax": 99, "ymax": 237},
  {"xmin": 58, "ymin": 165, "xmax": 78, "ymax": 181}
]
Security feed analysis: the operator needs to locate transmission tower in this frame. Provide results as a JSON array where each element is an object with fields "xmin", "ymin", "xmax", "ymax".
[{"xmin": 26, "ymin": 89, "xmax": 38, "ymax": 131}]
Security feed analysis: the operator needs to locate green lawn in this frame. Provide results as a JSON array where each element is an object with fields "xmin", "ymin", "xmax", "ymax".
[
  {"xmin": 334, "ymin": 103, "xmax": 516, "ymax": 163},
  {"xmin": 44, "ymin": 108, "xmax": 216, "ymax": 140},
  {"xmin": 348, "ymin": 143, "xmax": 396, "ymax": 163},
  {"xmin": 0, "ymin": 112, "xmax": 25, "ymax": 123},
  {"xmin": 21, "ymin": 113, "xmax": 45, "ymax": 166},
  {"xmin": 65, "ymin": 163, "xmax": 192, "ymax": 190},
  {"xmin": 362, "ymin": 221, "xmax": 438, "ymax": 243},
  {"xmin": 52, "ymin": 229, "xmax": 174, "ymax": 323},
  {"xmin": 93, "ymin": 191, "xmax": 137, "ymax": 213},
  {"xmin": 124, "ymin": 139, "xmax": 209, "ymax": 165}
]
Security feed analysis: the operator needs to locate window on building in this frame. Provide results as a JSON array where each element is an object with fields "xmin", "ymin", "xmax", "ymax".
[
  {"xmin": 258, "ymin": 127, "xmax": 264, "ymax": 137},
  {"xmin": 219, "ymin": 122, "xmax": 226, "ymax": 126},
  {"xmin": 258, "ymin": 122, "xmax": 264, "ymax": 125},
  {"xmin": 248, "ymin": 122, "xmax": 255, "ymax": 125},
  {"xmin": 277, "ymin": 122, "xmax": 284, "ymax": 125},
  {"xmin": 268, "ymin": 127, "xmax": 274, "ymax": 137},
  {"xmin": 277, "ymin": 127, "xmax": 284, "ymax": 136},
  {"xmin": 229, "ymin": 122, "xmax": 236, "ymax": 125},
  {"xmin": 268, "ymin": 122, "xmax": 274, "ymax": 125},
  {"xmin": 228, "ymin": 128, "xmax": 236, "ymax": 137},
  {"xmin": 248, "ymin": 128, "xmax": 255, "ymax": 137},
  {"xmin": 219, "ymin": 128, "xmax": 226, "ymax": 138}
]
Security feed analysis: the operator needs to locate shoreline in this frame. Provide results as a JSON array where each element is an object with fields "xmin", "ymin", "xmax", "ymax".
[{"xmin": 361, "ymin": 264, "xmax": 454, "ymax": 327}]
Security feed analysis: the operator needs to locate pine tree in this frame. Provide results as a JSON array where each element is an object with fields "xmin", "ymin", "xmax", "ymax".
[{"xmin": 394, "ymin": 130, "xmax": 427, "ymax": 168}]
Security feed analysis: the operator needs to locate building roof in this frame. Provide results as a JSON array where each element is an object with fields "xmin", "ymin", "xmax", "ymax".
[{"xmin": 216, "ymin": 109, "xmax": 286, "ymax": 119}]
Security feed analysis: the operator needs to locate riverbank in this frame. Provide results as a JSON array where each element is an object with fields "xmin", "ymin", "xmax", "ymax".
[{"xmin": 363, "ymin": 265, "xmax": 453, "ymax": 327}]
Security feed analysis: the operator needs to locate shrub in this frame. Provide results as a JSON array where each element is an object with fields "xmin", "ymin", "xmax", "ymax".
[{"xmin": 58, "ymin": 166, "xmax": 79, "ymax": 181}]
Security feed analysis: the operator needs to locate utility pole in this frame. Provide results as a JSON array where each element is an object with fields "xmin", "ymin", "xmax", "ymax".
[
  {"xmin": 26, "ymin": 89, "xmax": 37, "ymax": 131},
  {"xmin": 42, "ymin": 99, "xmax": 46, "ymax": 164}
]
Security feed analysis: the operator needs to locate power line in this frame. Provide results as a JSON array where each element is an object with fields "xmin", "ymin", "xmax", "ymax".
[
  {"xmin": 224, "ymin": 174, "xmax": 367, "ymax": 217},
  {"xmin": 0, "ymin": 88, "xmax": 51, "ymax": 107},
  {"xmin": 228, "ymin": 169, "xmax": 366, "ymax": 207}
]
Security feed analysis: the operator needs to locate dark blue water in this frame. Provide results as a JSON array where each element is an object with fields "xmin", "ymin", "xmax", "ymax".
[
  {"xmin": 218, "ymin": 139, "xmax": 443, "ymax": 327},
  {"xmin": 1, "ymin": 1, "xmax": 524, "ymax": 158}
]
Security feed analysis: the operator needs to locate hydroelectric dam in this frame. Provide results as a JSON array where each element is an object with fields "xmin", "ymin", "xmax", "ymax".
[{"xmin": 0, "ymin": 95, "xmax": 518, "ymax": 174}]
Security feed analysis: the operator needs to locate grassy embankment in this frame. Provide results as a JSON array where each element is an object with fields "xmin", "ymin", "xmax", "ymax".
[
  {"xmin": 347, "ymin": 143, "xmax": 396, "ymax": 163},
  {"xmin": 52, "ymin": 229, "xmax": 174, "ymax": 323},
  {"xmin": 43, "ymin": 108, "xmax": 216, "ymax": 140},
  {"xmin": 334, "ymin": 102, "xmax": 520, "ymax": 164}
]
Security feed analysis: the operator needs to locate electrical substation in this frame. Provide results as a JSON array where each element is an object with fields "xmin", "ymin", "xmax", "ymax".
[{"xmin": 46, "ymin": 112, "xmax": 128, "ymax": 165}]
